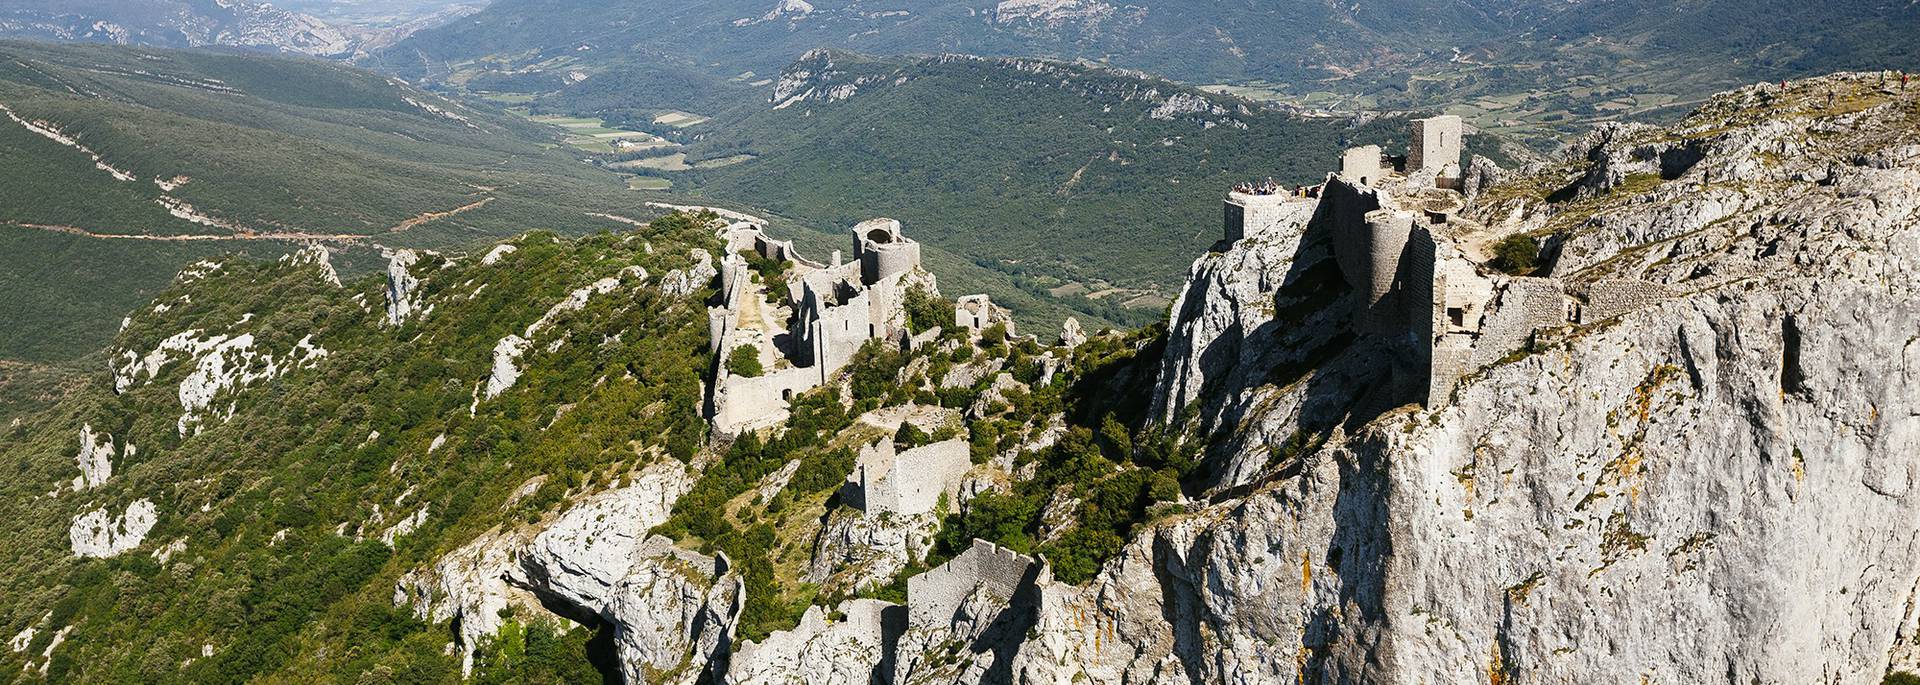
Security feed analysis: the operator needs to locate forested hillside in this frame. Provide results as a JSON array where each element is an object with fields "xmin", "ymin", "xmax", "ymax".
[
  {"xmin": 666, "ymin": 51, "xmax": 1431, "ymax": 323},
  {"xmin": 0, "ymin": 215, "xmax": 720, "ymax": 682}
]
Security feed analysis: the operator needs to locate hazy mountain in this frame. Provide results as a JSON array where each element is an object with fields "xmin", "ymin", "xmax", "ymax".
[
  {"xmin": 0, "ymin": 0, "xmax": 355, "ymax": 56},
  {"xmin": 377, "ymin": 0, "xmax": 1502, "ymax": 84}
]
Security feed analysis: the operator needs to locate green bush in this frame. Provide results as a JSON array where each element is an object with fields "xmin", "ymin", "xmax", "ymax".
[
  {"xmin": 895, "ymin": 422, "xmax": 931, "ymax": 449},
  {"xmin": 1491, "ymin": 234, "xmax": 1540, "ymax": 274},
  {"xmin": 728, "ymin": 344, "xmax": 764, "ymax": 377},
  {"xmin": 904, "ymin": 286, "xmax": 954, "ymax": 334}
]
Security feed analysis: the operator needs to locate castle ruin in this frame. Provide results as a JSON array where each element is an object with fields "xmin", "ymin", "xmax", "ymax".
[
  {"xmin": 840, "ymin": 436, "xmax": 973, "ymax": 517},
  {"xmin": 706, "ymin": 217, "xmax": 1002, "ymax": 434},
  {"xmin": 906, "ymin": 538, "xmax": 1038, "ymax": 629},
  {"xmin": 1225, "ymin": 115, "xmax": 1672, "ymax": 407}
]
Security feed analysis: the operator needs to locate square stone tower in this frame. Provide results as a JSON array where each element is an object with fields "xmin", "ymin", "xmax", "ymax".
[{"xmin": 1409, "ymin": 115, "xmax": 1464, "ymax": 174}]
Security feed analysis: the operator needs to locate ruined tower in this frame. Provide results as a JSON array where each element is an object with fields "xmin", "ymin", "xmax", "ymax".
[{"xmin": 1409, "ymin": 115, "xmax": 1464, "ymax": 175}]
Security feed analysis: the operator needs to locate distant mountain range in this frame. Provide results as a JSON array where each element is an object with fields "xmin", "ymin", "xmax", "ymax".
[
  {"xmin": 0, "ymin": 0, "xmax": 353, "ymax": 56},
  {"xmin": 380, "ymin": 0, "xmax": 1917, "ymax": 85},
  {"xmin": 368, "ymin": 0, "xmax": 1917, "ymax": 150},
  {"xmin": 0, "ymin": 0, "xmax": 485, "ymax": 58}
]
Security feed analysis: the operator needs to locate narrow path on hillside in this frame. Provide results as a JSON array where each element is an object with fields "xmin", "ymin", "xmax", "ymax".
[{"xmin": 2, "ymin": 222, "xmax": 370, "ymax": 244}]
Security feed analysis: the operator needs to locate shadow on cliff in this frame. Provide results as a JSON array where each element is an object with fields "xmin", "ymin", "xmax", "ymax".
[
  {"xmin": 1158, "ymin": 180, "xmax": 1404, "ymax": 683},
  {"xmin": 1186, "ymin": 180, "xmax": 1403, "ymax": 497}
]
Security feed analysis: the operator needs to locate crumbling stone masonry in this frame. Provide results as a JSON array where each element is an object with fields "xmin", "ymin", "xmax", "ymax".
[
  {"xmin": 841, "ymin": 437, "xmax": 972, "ymax": 518},
  {"xmin": 1223, "ymin": 117, "xmax": 1674, "ymax": 408}
]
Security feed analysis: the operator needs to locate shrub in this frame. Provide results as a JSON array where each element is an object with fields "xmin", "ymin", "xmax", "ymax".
[
  {"xmin": 1491, "ymin": 234, "xmax": 1540, "ymax": 274},
  {"xmin": 727, "ymin": 344, "xmax": 763, "ymax": 377},
  {"xmin": 895, "ymin": 422, "xmax": 931, "ymax": 449},
  {"xmin": 904, "ymin": 286, "xmax": 953, "ymax": 334}
]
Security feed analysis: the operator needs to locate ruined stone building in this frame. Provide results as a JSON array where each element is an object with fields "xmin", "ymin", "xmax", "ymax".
[
  {"xmin": 839, "ymin": 437, "xmax": 972, "ymax": 517},
  {"xmin": 1224, "ymin": 114, "xmax": 1672, "ymax": 408},
  {"xmin": 953, "ymin": 294, "xmax": 1015, "ymax": 336},
  {"xmin": 707, "ymin": 217, "xmax": 994, "ymax": 434}
]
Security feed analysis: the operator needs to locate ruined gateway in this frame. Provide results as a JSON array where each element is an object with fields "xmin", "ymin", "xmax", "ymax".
[{"xmin": 393, "ymin": 73, "xmax": 1920, "ymax": 683}]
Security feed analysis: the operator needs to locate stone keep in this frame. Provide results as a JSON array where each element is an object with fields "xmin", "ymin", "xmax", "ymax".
[{"xmin": 1409, "ymin": 115, "xmax": 1464, "ymax": 175}]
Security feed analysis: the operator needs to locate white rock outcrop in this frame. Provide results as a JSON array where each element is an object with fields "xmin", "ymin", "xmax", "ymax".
[
  {"xmin": 660, "ymin": 249, "xmax": 717, "ymax": 299},
  {"xmin": 69, "ymin": 499, "xmax": 157, "ymax": 558},
  {"xmin": 73, "ymin": 424, "xmax": 115, "ymax": 489},
  {"xmin": 384, "ymin": 249, "xmax": 422, "ymax": 326}
]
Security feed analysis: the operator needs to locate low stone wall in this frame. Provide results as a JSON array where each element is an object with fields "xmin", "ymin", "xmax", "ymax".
[{"xmin": 1581, "ymin": 278, "xmax": 1676, "ymax": 322}]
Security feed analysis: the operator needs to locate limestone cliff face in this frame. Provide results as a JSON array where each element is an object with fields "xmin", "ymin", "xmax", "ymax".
[{"xmin": 1003, "ymin": 72, "xmax": 1920, "ymax": 683}]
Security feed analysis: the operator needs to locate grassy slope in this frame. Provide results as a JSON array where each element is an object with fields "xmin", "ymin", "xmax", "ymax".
[{"xmin": 0, "ymin": 41, "xmax": 687, "ymax": 362}]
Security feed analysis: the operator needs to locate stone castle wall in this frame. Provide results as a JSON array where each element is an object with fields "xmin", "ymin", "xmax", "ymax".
[
  {"xmin": 1471, "ymin": 277, "xmax": 1570, "ymax": 367},
  {"xmin": 906, "ymin": 539, "xmax": 1035, "ymax": 629},
  {"xmin": 845, "ymin": 438, "xmax": 971, "ymax": 517}
]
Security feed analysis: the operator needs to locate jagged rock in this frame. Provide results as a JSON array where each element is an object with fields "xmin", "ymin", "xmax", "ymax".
[
  {"xmin": 602, "ymin": 539, "xmax": 741, "ymax": 684},
  {"xmin": 1058, "ymin": 317, "xmax": 1086, "ymax": 348},
  {"xmin": 481, "ymin": 244, "xmax": 518, "ymax": 266},
  {"xmin": 483, "ymin": 335, "xmax": 529, "ymax": 400},
  {"xmin": 73, "ymin": 424, "xmax": 114, "ymax": 489},
  {"xmin": 394, "ymin": 527, "xmax": 543, "ymax": 674},
  {"xmin": 968, "ymin": 372, "xmax": 1026, "ymax": 417},
  {"xmin": 1462, "ymin": 154, "xmax": 1504, "ymax": 199},
  {"xmin": 287, "ymin": 244, "xmax": 341, "ymax": 286},
  {"xmin": 998, "ymin": 72, "xmax": 1920, "ymax": 684},
  {"xmin": 661, "ymin": 249, "xmax": 717, "ymax": 298},
  {"xmin": 805, "ymin": 506, "xmax": 934, "ymax": 592},
  {"xmin": 384, "ymin": 248, "xmax": 422, "ymax": 326},
  {"xmin": 505, "ymin": 461, "xmax": 741, "ymax": 685}
]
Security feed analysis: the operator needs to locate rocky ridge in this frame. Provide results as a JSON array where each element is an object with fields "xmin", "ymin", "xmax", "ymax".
[
  {"xmin": 460, "ymin": 72, "xmax": 1920, "ymax": 683},
  {"xmin": 11, "ymin": 74, "xmax": 1920, "ymax": 683}
]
